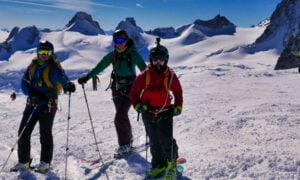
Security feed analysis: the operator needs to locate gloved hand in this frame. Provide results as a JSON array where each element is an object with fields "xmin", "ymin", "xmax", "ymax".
[
  {"xmin": 134, "ymin": 103, "xmax": 148, "ymax": 112},
  {"xmin": 173, "ymin": 105, "xmax": 182, "ymax": 116},
  {"xmin": 78, "ymin": 76, "xmax": 89, "ymax": 84},
  {"xmin": 64, "ymin": 81, "xmax": 76, "ymax": 93}
]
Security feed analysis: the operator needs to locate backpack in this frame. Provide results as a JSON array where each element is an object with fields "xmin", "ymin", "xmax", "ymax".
[
  {"xmin": 29, "ymin": 60, "xmax": 63, "ymax": 93},
  {"xmin": 144, "ymin": 67, "xmax": 174, "ymax": 92}
]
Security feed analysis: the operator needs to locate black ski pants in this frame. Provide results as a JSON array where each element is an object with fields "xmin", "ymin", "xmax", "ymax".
[
  {"xmin": 112, "ymin": 87, "xmax": 133, "ymax": 146},
  {"xmin": 18, "ymin": 99, "xmax": 56, "ymax": 164},
  {"xmin": 141, "ymin": 108, "xmax": 179, "ymax": 169}
]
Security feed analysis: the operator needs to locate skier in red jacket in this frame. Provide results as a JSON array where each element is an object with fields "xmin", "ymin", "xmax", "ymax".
[{"xmin": 130, "ymin": 38, "xmax": 183, "ymax": 179}]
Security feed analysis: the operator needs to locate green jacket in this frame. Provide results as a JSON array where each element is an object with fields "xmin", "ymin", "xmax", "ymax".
[{"xmin": 86, "ymin": 39, "xmax": 146, "ymax": 89}]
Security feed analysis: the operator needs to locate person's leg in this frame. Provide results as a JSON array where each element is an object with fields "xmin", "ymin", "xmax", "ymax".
[
  {"xmin": 142, "ymin": 111, "xmax": 165, "ymax": 168},
  {"xmin": 112, "ymin": 89, "xmax": 132, "ymax": 146},
  {"xmin": 18, "ymin": 105, "xmax": 39, "ymax": 164},
  {"xmin": 156, "ymin": 110, "xmax": 178, "ymax": 162},
  {"xmin": 39, "ymin": 101, "xmax": 56, "ymax": 163}
]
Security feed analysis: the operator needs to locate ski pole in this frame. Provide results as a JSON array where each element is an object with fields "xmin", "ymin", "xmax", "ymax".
[
  {"xmin": 0, "ymin": 104, "xmax": 38, "ymax": 173},
  {"xmin": 81, "ymin": 84, "xmax": 109, "ymax": 180},
  {"xmin": 137, "ymin": 111, "xmax": 140, "ymax": 121},
  {"xmin": 170, "ymin": 105, "xmax": 178, "ymax": 179},
  {"xmin": 145, "ymin": 116, "xmax": 150, "ymax": 177},
  {"xmin": 170, "ymin": 106, "xmax": 174, "ymax": 163},
  {"xmin": 64, "ymin": 92, "xmax": 71, "ymax": 180}
]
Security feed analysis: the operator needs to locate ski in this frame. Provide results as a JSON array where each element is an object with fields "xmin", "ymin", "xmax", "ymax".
[
  {"xmin": 113, "ymin": 143, "xmax": 149, "ymax": 159},
  {"xmin": 32, "ymin": 167, "xmax": 52, "ymax": 174},
  {"xmin": 80, "ymin": 143, "xmax": 149, "ymax": 175}
]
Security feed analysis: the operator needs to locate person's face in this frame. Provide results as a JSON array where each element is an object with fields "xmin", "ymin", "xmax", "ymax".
[
  {"xmin": 38, "ymin": 49, "xmax": 52, "ymax": 61},
  {"xmin": 152, "ymin": 58, "xmax": 165, "ymax": 66},
  {"xmin": 114, "ymin": 37, "xmax": 127, "ymax": 51},
  {"xmin": 151, "ymin": 52, "xmax": 167, "ymax": 65}
]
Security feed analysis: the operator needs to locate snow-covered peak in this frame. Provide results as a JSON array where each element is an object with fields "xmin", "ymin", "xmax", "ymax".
[
  {"xmin": 145, "ymin": 14, "xmax": 236, "ymax": 45},
  {"xmin": 194, "ymin": 14, "xmax": 236, "ymax": 32},
  {"xmin": 0, "ymin": 26, "xmax": 39, "ymax": 60},
  {"xmin": 145, "ymin": 27, "xmax": 179, "ymax": 39},
  {"xmin": 256, "ymin": 18, "xmax": 271, "ymax": 27},
  {"xmin": 178, "ymin": 14, "xmax": 236, "ymax": 45},
  {"xmin": 64, "ymin": 11, "xmax": 105, "ymax": 36},
  {"xmin": 252, "ymin": 0, "xmax": 300, "ymax": 52}
]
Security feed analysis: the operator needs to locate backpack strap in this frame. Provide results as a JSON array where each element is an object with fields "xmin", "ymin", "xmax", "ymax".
[
  {"xmin": 43, "ymin": 61, "xmax": 63, "ymax": 93},
  {"xmin": 166, "ymin": 68, "xmax": 174, "ymax": 92},
  {"xmin": 29, "ymin": 60, "xmax": 63, "ymax": 94},
  {"xmin": 29, "ymin": 61, "xmax": 38, "ymax": 82},
  {"xmin": 145, "ymin": 67, "xmax": 174, "ymax": 92},
  {"xmin": 145, "ymin": 67, "xmax": 150, "ymax": 89}
]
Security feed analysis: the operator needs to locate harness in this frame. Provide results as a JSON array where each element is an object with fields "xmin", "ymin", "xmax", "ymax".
[
  {"xmin": 29, "ymin": 60, "xmax": 63, "ymax": 93},
  {"xmin": 106, "ymin": 51, "xmax": 136, "ymax": 91}
]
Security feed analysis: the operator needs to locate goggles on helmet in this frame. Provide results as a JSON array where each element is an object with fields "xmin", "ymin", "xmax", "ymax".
[
  {"xmin": 38, "ymin": 49, "xmax": 53, "ymax": 56},
  {"xmin": 114, "ymin": 37, "xmax": 126, "ymax": 44}
]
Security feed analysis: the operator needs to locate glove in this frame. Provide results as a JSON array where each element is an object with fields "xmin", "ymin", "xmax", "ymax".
[
  {"xmin": 173, "ymin": 105, "xmax": 182, "ymax": 116},
  {"xmin": 78, "ymin": 76, "xmax": 89, "ymax": 84},
  {"xmin": 134, "ymin": 103, "xmax": 148, "ymax": 112},
  {"xmin": 64, "ymin": 81, "xmax": 76, "ymax": 93}
]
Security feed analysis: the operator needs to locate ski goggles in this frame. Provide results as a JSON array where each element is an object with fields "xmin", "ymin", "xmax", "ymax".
[
  {"xmin": 38, "ymin": 49, "xmax": 53, "ymax": 56},
  {"xmin": 114, "ymin": 37, "xmax": 127, "ymax": 44},
  {"xmin": 151, "ymin": 53, "xmax": 167, "ymax": 62}
]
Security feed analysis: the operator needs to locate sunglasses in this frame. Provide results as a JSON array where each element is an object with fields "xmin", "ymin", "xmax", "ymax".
[
  {"xmin": 114, "ymin": 37, "xmax": 126, "ymax": 44},
  {"xmin": 38, "ymin": 49, "xmax": 53, "ymax": 56}
]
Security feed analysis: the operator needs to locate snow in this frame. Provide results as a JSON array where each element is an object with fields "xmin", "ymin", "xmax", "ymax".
[{"xmin": 0, "ymin": 25, "xmax": 300, "ymax": 180}]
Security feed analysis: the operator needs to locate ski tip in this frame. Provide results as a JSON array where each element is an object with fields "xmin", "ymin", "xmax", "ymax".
[{"xmin": 177, "ymin": 157, "xmax": 186, "ymax": 164}]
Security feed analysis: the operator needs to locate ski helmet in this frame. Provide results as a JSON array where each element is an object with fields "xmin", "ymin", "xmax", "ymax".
[
  {"xmin": 113, "ymin": 29, "xmax": 128, "ymax": 40},
  {"xmin": 149, "ymin": 38, "xmax": 169, "ymax": 72},
  {"xmin": 149, "ymin": 38, "xmax": 169, "ymax": 64},
  {"xmin": 37, "ymin": 40, "xmax": 54, "ymax": 56}
]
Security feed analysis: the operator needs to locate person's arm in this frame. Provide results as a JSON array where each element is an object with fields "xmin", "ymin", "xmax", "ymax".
[
  {"xmin": 21, "ymin": 66, "xmax": 31, "ymax": 96},
  {"xmin": 170, "ymin": 73, "xmax": 183, "ymax": 107},
  {"xmin": 86, "ymin": 52, "xmax": 114, "ymax": 79},
  {"xmin": 130, "ymin": 71, "xmax": 146, "ymax": 107},
  {"xmin": 131, "ymin": 51, "xmax": 147, "ymax": 71}
]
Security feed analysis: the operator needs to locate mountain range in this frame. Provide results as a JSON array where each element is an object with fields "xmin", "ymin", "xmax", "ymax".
[{"xmin": 0, "ymin": 0, "xmax": 298, "ymax": 64}]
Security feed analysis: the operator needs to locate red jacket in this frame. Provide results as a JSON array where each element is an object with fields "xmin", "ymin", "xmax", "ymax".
[{"xmin": 130, "ymin": 65, "xmax": 183, "ymax": 111}]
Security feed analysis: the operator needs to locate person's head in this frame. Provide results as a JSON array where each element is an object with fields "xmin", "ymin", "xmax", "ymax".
[
  {"xmin": 113, "ymin": 29, "xmax": 128, "ymax": 52},
  {"xmin": 37, "ymin": 40, "xmax": 54, "ymax": 62},
  {"xmin": 149, "ymin": 38, "xmax": 169, "ymax": 72}
]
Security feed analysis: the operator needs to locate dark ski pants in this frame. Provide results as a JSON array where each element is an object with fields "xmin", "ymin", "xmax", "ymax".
[
  {"xmin": 141, "ymin": 108, "xmax": 178, "ymax": 168},
  {"xmin": 18, "ymin": 102, "xmax": 56, "ymax": 164},
  {"xmin": 112, "ymin": 88, "xmax": 133, "ymax": 146}
]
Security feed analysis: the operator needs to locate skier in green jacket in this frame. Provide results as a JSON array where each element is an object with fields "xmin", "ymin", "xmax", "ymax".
[{"xmin": 78, "ymin": 29, "xmax": 146, "ymax": 154}]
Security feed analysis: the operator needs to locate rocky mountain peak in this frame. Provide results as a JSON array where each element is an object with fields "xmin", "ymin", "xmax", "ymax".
[
  {"xmin": 64, "ymin": 11, "xmax": 105, "ymax": 35},
  {"xmin": 252, "ymin": 0, "xmax": 300, "ymax": 52},
  {"xmin": 0, "ymin": 26, "xmax": 39, "ymax": 60}
]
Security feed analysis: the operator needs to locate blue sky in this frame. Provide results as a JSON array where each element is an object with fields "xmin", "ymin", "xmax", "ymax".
[{"xmin": 0, "ymin": 0, "xmax": 281, "ymax": 31}]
